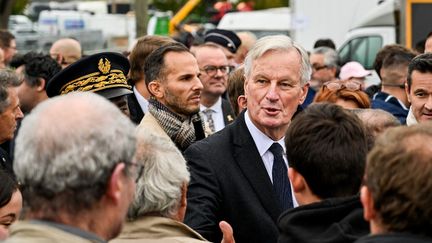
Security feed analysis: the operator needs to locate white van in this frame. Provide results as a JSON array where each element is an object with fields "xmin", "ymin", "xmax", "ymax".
[{"xmin": 217, "ymin": 7, "xmax": 290, "ymax": 38}]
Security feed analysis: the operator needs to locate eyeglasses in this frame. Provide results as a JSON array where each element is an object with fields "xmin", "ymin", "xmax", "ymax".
[
  {"xmin": 324, "ymin": 81, "xmax": 362, "ymax": 91},
  {"xmin": 200, "ymin": 65, "xmax": 230, "ymax": 76},
  {"xmin": 124, "ymin": 161, "xmax": 144, "ymax": 183},
  {"xmin": 312, "ymin": 64, "xmax": 328, "ymax": 71}
]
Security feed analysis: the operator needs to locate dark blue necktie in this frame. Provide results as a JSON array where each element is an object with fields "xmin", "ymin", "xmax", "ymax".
[{"xmin": 269, "ymin": 143, "xmax": 293, "ymax": 211}]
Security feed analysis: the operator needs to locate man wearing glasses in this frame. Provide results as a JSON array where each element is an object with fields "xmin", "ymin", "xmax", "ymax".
[
  {"xmin": 309, "ymin": 46, "xmax": 339, "ymax": 91},
  {"xmin": 194, "ymin": 43, "xmax": 236, "ymax": 134},
  {"xmin": 0, "ymin": 30, "xmax": 17, "ymax": 66}
]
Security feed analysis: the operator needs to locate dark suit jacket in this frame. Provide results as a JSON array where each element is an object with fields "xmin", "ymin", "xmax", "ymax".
[
  {"xmin": 127, "ymin": 92, "xmax": 144, "ymax": 125},
  {"xmin": 221, "ymin": 99, "xmax": 236, "ymax": 126},
  {"xmin": 184, "ymin": 111, "xmax": 283, "ymax": 243}
]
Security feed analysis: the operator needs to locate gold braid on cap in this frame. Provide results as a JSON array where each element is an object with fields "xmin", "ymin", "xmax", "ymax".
[{"xmin": 60, "ymin": 58, "xmax": 131, "ymax": 95}]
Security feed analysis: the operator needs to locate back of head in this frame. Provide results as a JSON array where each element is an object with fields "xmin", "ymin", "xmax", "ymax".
[
  {"xmin": 313, "ymin": 38, "xmax": 336, "ymax": 50},
  {"xmin": 407, "ymin": 53, "xmax": 432, "ymax": 91},
  {"xmin": 244, "ymin": 35, "xmax": 311, "ymax": 85},
  {"xmin": 314, "ymin": 84, "xmax": 371, "ymax": 109},
  {"xmin": 129, "ymin": 35, "xmax": 175, "ymax": 84},
  {"xmin": 285, "ymin": 103, "xmax": 368, "ymax": 199},
  {"xmin": 0, "ymin": 30, "xmax": 14, "ymax": 49},
  {"xmin": 128, "ymin": 132, "xmax": 189, "ymax": 220},
  {"xmin": 20, "ymin": 52, "xmax": 61, "ymax": 89},
  {"xmin": 373, "ymin": 44, "xmax": 414, "ymax": 80},
  {"xmin": 227, "ymin": 66, "xmax": 245, "ymax": 115},
  {"xmin": 50, "ymin": 38, "xmax": 82, "ymax": 67},
  {"xmin": 380, "ymin": 47, "xmax": 415, "ymax": 85},
  {"xmin": 353, "ymin": 108, "xmax": 400, "ymax": 139},
  {"xmin": 365, "ymin": 124, "xmax": 432, "ymax": 237},
  {"xmin": 14, "ymin": 92, "xmax": 136, "ymax": 217}
]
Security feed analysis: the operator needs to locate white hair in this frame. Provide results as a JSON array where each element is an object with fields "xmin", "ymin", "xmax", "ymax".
[
  {"xmin": 14, "ymin": 92, "xmax": 136, "ymax": 214},
  {"xmin": 244, "ymin": 35, "xmax": 311, "ymax": 85},
  {"xmin": 128, "ymin": 131, "xmax": 190, "ymax": 220}
]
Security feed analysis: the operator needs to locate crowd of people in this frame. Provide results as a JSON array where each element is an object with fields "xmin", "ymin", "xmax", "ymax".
[{"xmin": 0, "ymin": 26, "xmax": 432, "ymax": 243}]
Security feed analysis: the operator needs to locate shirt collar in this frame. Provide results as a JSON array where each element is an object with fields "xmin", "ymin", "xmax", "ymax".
[
  {"xmin": 200, "ymin": 97, "xmax": 223, "ymax": 113},
  {"xmin": 133, "ymin": 86, "xmax": 149, "ymax": 113},
  {"xmin": 244, "ymin": 110, "xmax": 285, "ymax": 156}
]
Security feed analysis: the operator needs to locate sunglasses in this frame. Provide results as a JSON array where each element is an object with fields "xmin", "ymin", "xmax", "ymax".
[{"xmin": 324, "ymin": 81, "xmax": 362, "ymax": 91}]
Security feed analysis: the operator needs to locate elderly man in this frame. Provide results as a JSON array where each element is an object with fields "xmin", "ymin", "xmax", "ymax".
[
  {"xmin": 12, "ymin": 52, "xmax": 61, "ymax": 114},
  {"xmin": 309, "ymin": 46, "xmax": 339, "ymax": 91},
  {"xmin": 136, "ymin": 42, "xmax": 205, "ymax": 152},
  {"xmin": 0, "ymin": 30, "xmax": 17, "ymax": 66},
  {"xmin": 405, "ymin": 53, "xmax": 432, "ymax": 125},
  {"xmin": 184, "ymin": 35, "xmax": 310, "ymax": 243},
  {"xmin": 49, "ymin": 38, "xmax": 82, "ymax": 69},
  {"xmin": 111, "ymin": 132, "xmax": 233, "ymax": 243},
  {"xmin": 358, "ymin": 124, "xmax": 432, "ymax": 243},
  {"xmin": 5, "ymin": 92, "xmax": 137, "ymax": 242},
  {"xmin": 195, "ymin": 43, "xmax": 235, "ymax": 133},
  {"xmin": 278, "ymin": 103, "xmax": 369, "ymax": 243},
  {"xmin": 0, "ymin": 70, "xmax": 23, "ymax": 174}
]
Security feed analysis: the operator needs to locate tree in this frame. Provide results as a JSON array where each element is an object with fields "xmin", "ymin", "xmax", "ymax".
[
  {"xmin": 135, "ymin": 0, "xmax": 149, "ymax": 37},
  {"xmin": 0, "ymin": 0, "xmax": 16, "ymax": 29}
]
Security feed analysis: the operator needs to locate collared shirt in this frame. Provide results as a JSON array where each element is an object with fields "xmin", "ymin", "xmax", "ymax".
[
  {"xmin": 244, "ymin": 111, "xmax": 298, "ymax": 207},
  {"xmin": 200, "ymin": 97, "xmax": 225, "ymax": 132},
  {"xmin": 133, "ymin": 86, "xmax": 149, "ymax": 114}
]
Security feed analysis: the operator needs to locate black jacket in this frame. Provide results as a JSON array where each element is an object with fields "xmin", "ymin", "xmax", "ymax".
[
  {"xmin": 278, "ymin": 196, "xmax": 369, "ymax": 243},
  {"xmin": 354, "ymin": 233, "xmax": 432, "ymax": 243}
]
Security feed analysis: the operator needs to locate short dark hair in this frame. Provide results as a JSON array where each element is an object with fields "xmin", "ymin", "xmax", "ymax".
[
  {"xmin": 129, "ymin": 35, "xmax": 174, "ymax": 84},
  {"xmin": 0, "ymin": 29, "xmax": 15, "ymax": 49},
  {"xmin": 313, "ymin": 38, "xmax": 336, "ymax": 50},
  {"xmin": 366, "ymin": 124, "xmax": 432, "ymax": 237},
  {"xmin": 0, "ymin": 169, "xmax": 19, "ymax": 208},
  {"xmin": 227, "ymin": 66, "xmax": 245, "ymax": 115},
  {"xmin": 373, "ymin": 44, "xmax": 414, "ymax": 80},
  {"xmin": 285, "ymin": 103, "xmax": 368, "ymax": 199},
  {"xmin": 144, "ymin": 42, "xmax": 190, "ymax": 89},
  {"xmin": 17, "ymin": 52, "xmax": 61, "ymax": 88},
  {"xmin": 407, "ymin": 53, "xmax": 432, "ymax": 92}
]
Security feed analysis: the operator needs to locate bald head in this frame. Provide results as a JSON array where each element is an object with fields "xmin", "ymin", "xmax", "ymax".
[{"xmin": 50, "ymin": 38, "xmax": 82, "ymax": 69}]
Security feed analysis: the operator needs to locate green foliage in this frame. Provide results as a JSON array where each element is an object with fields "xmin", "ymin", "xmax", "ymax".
[
  {"xmin": 254, "ymin": 0, "xmax": 289, "ymax": 10},
  {"xmin": 12, "ymin": 0, "xmax": 28, "ymax": 15}
]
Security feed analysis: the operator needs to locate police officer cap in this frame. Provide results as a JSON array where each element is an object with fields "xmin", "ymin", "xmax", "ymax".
[
  {"xmin": 204, "ymin": 29, "xmax": 242, "ymax": 54},
  {"xmin": 47, "ymin": 52, "xmax": 132, "ymax": 99}
]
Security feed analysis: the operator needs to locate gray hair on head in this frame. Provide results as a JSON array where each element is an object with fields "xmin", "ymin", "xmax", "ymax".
[
  {"xmin": 14, "ymin": 92, "xmax": 136, "ymax": 216},
  {"xmin": 0, "ymin": 69, "xmax": 21, "ymax": 113},
  {"xmin": 128, "ymin": 132, "xmax": 190, "ymax": 220},
  {"xmin": 244, "ymin": 35, "xmax": 311, "ymax": 85},
  {"xmin": 311, "ymin": 46, "xmax": 339, "ymax": 68}
]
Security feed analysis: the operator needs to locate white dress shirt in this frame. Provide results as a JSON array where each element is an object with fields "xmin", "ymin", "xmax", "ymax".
[
  {"xmin": 133, "ymin": 86, "xmax": 149, "ymax": 114},
  {"xmin": 244, "ymin": 110, "xmax": 298, "ymax": 207},
  {"xmin": 200, "ymin": 97, "xmax": 225, "ymax": 132}
]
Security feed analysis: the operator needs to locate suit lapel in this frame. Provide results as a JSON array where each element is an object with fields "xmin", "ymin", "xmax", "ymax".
[
  {"xmin": 231, "ymin": 112, "xmax": 282, "ymax": 221},
  {"xmin": 222, "ymin": 99, "xmax": 236, "ymax": 125}
]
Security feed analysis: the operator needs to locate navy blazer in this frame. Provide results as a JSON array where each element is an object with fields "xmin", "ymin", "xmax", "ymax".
[{"xmin": 184, "ymin": 110, "xmax": 283, "ymax": 243}]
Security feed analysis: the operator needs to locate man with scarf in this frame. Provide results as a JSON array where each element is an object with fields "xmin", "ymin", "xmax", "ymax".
[{"xmin": 136, "ymin": 42, "xmax": 206, "ymax": 152}]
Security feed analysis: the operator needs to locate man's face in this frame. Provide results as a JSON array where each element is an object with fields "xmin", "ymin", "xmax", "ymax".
[
  {"xmin": 196, "ymin": 47, "xmax": 229, "ymax": 98},
  {"xmin": 245, "ymin": 49, "xmax": 307, "ymax": 139},
  {"xmin": 425, "ymin": 37, "xmax": 432, "ymax": 53},
  {"xmin": 110, "ymin": 95, "xmax": 130, "ymax": 118},
  {"xmin": 310, "ymin": 53, "xmax": 336, "ymax": 89},
  {"xmin": 159, "ymin": 51, "xmax": 203, "ymax": 116},
  {"xmin": 407, "ymin": 70, "xmax": 432, "ymax": 123},
  {"xmin": 0, "ymin": 49, "xmax": 5, "ymax": 69},
  {"xmin": 3, "ymin": 39, "xmax": 17, "ymax": 65},
  {"xmin": 0, "ymin": 87, "xmax": 24, "ymax": 143}
]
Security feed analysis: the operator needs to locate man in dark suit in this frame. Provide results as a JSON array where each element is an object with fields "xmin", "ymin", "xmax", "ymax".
[
  {"xmin": 184, "ymin": 35, "xmax": 310, "ymax": 243},
  {"xmin": 194, "ymin": 43, "xmax": 236, "ymax": 133}
]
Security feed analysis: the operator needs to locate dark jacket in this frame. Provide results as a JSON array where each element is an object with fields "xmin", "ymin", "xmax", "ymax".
[
  {"xmin": 354, "ymin": 233, "xmax": 432, "ymax": 243},
  {"xmin": 184, "ymin": 111, "xmax": 283, "ymax": 243},
  {"xmin": 127, "ymin": 93, "xmax": 144, "ymax": 125},
  {"xmin": 278, "ymin": 196, "xmax": 369, "ymax": 243},
  {"xmin": 371, "ymin": 92, "xmax": 408, "ymax": 124}
]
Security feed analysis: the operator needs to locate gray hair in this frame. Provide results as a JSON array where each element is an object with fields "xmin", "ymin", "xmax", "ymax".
[
  {"xmin": 244, "ymin": 35, "xmax": 311, "ymax": 85},
  {"xmin": 127, "ymin": 132, "xmax": 190, "ymax": 220},
  {"xmin": 311, "ymin": 46, "xmax": 339, "ymax": 68},
  {"xmin": 0, "ymin": 69, "xmax": 21, "ymax": 113},
  {"xmin": 14, "ymin": 92, "xmax": 136, "ymax": 216}
]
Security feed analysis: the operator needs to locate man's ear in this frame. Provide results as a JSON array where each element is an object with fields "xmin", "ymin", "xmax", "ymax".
[
  {"xmin": 105, "ymin": 163, "xmax": 126, "ymax": 205},
  {"xmin": 405, "ymin": 82, "xmax": 411, "ymax": 103},
  {"xmin": 360, "ymin": 185, "xmax": 376, "ymax": 222},
  {"xmin": 37, "ymin": 78, "xmax": 46, "ymax": 92},
  {"xmin": 148, "ymin": 80, "xmax": 163, "ymax": 99},
  {"xmin": 288, "ymin": 167, "xmax": 306, "ymax": 193},
  {"xmin": 299, "ymin": 83, "xmax": 309, "ymax": 105},
  {"xmin": 237, "ymin": 95, "xmax": 247, "ymax": 110}
]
